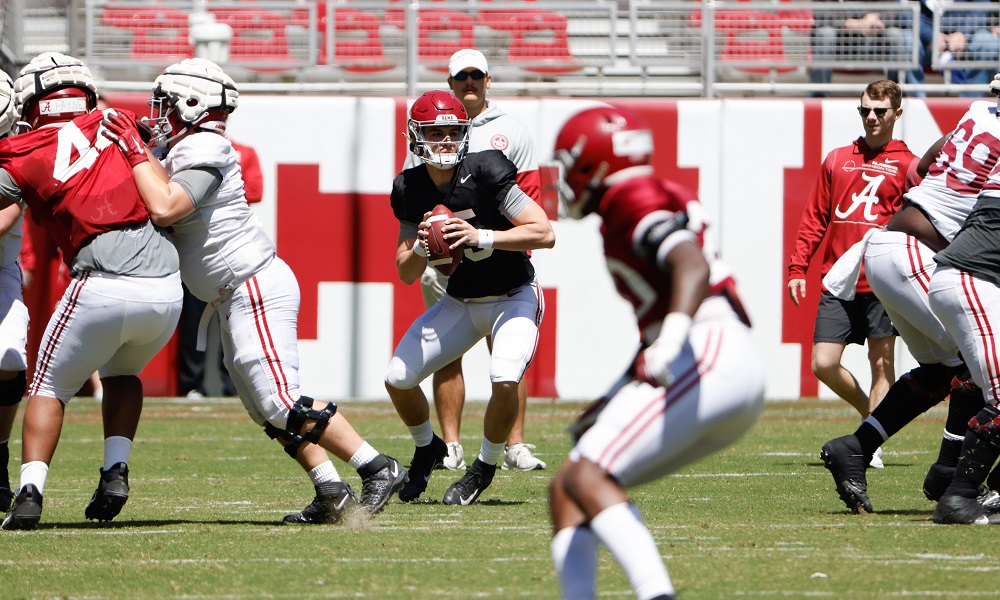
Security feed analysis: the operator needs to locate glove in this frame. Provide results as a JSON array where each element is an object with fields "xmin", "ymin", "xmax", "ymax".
[
  {"xmin": 633, "ymin": 312, "xmax": 692, "ymax": 388},
  {"xmin": 101, "ymin": 110, "xmax": 149, "ymax": 168}
]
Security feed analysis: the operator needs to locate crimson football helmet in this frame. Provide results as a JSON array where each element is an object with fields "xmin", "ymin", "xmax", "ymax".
[
  {"xmin": 553, "ymin": 105, "xmax": 654, "ymax": 219},
  {"xmin": 14, "ymin": 52, "xmax": 97, "ymax": 131},
  {"xmin": 407, "ymin": 90, "xmax": 471, "ymax": 169},
  {"xmin": 146, "ymin": 58, "xmax": 238, "ymax": 158}
]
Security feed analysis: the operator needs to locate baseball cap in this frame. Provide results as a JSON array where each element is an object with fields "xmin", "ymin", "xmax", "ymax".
[{"xmin": 449, "ymin": 49, "xmax": 489, "ymax": 78}]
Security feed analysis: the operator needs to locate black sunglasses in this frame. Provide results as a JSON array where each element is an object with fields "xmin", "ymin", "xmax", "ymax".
[
  {"xmin": 857, "ymin": 106, "xmax": 892, "ymax": 118},
  {"xmin": 453, "ymin": 70, "xmax": 486, "ymax": 81}
]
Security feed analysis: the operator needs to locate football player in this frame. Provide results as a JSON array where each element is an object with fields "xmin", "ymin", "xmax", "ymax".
[
  {"xmin": 0, "ymin": 52, "xmax": 184, "ymax": 530},
  {"xmin": 548, "ymin": 106, "xmax": 765, "ymax": 600},
  {"xmin": 103, "ymin": 58, "xmax": 406, "ymax": 523},
  {"xmin": 0, "ymin": 72, "xmax": 29, "ymax": 515},
  {"xmin": 404, "ymin": 49, "xmax": 546, "ymax": 473},
  {"xmin": 385, "ymin": 90, "xmax": 554, "ymax": 506},
  {"xmin": 820, "ymin": 73, "xmax": 1000, "ymax": 516},
  {"xmin": 927, "ymin": 73, "xmax": 1000, "ymax": 525}
]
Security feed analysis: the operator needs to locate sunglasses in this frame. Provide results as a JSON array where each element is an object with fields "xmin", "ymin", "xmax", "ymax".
[
  {"xmin": 453, "ymin": 70, "xmax": 486, "ymax": 81},
  {"xmin": 857, "ymin": 106, "xmax": 893, "ymax": 118}
]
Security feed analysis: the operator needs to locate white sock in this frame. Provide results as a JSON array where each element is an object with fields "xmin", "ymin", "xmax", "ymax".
[
  {"xmin": 589, "ymin": 502, "xmax": 675, "ymax": 600},
  {"xmin": 477, "ymin": 436, "xmax": 506, "ymax": 466},
  {"xmin": 407, "ymin": 420, "xmax": 435, "ymax": 447},
  {"xmin": 308, "ymin": 461, "xmax": 341, "ymax": 485},
  {"xmin": 348, "ymin": 442, "xmax": 380, "ymax": 470},
  {"xmin": 19, "ymin": 461, "xmax": 49, "ymax": 496},
  {"xmin": 551, "ymin": 526, "xmax": 599, "ymax": 600},
  {"xmin": 104, "ymin": 436, "xmax": 133, "ymax": 470}
]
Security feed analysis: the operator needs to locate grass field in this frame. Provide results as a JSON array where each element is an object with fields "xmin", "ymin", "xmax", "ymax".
[{"xmin": 2, "ymin": 396, "xmax": 998, "ymax": 599}]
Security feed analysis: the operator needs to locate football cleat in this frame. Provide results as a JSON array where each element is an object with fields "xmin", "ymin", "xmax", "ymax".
[
  {"xmin": 282, "ymin": 481, "xmax": 359, "ymax": 525},
  {"xmin": 0, "ymin": 486, "xmax": 12, "ymax": 514},
  {"xmin": 358, "ymin": 455, "xmax": 407, "ymax": 515},
  {"xmin": 398, "ymin": 435, "xmax": 448, "ymax": 502},
  {"xmin": 868, "ymin": 446, "xmax": 884, "ymax": 469},
  {"xmin": 820, "ymin": 435, "xmax": 873, "ymax": 514},
  {"xmin": 2, "ymin": 484, "xmax": 43, "ymax": 530},
  {"xmin": 502, "ymin": 443, "xmax": 546, "ymax": 471},
  {"xmin": 442, "ymin": 458, "xmax": 496, "ymax": 506},
  {"xmin": 977, "ymin": 487, "xmax": 1000, "ymax": 513},
  {"xmin": 933, "ymin": 492, "xmax": 1000, "ymax": 525},
  {"xmin": 85, "ymin": 462, "xmax": 130, "ymax": 522},
  {"xmin": 439, "ymin": 441, "xmax": 466, "ymax": 471},
  {"xmin": 922, "ymin": 462, "xmax": 955, "ymax": 502}
]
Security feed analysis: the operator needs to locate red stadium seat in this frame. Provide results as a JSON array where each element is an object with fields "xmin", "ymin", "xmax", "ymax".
[
  {"xmin": 291, "ymin": 3, "xmax": 395, "ymax": 73},
  {"xmin": 479, "ymin": 8, "xmax": 579, "ymax": 74},
  {"xmin": 384, "ymin": 2, "xmax": 475, "ymax": 72},
  {"xmin": 210, "ymin": 7, "xmax": 293, "ymax": 71},
  {"xmin": 102, "ymin": 3, "xmax": 193, "ymax": 62}
]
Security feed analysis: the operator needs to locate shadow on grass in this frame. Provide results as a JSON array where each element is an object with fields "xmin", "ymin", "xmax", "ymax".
[{"xmin": 19, "ymin": 518, "xmax": 291, "ymax": 530}]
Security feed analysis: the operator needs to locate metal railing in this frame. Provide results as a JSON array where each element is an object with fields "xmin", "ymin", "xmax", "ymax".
[{"xmin": 4, "ymin": 0, "xmax": 996, "ymax": 97}]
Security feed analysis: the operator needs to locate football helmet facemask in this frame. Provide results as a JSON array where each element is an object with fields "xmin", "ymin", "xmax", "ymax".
[
  {"xmin": 553, "ymin": 105, "xmax": 654, "ymax": 219},
  {"xmin": 14, "ymin": 52, "xmax": 97, "ymax": 132},
  {"xmin": 146, "ymin": 58, "xmax": 238, "ymax": 157},
  {"xmin": 407, "ymin": 90, "xmax": 471, "ymax": 170}
]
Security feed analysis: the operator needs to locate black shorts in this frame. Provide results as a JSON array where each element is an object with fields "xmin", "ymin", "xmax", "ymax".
[{"xmin": 814, "ymin": 291, "xmax": 897, "ymax": 345}]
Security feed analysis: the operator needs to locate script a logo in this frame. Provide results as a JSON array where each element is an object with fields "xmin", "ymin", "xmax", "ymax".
[{"xmin": 834, "ymin": 172, "xmax": 886, "ymax": 221}]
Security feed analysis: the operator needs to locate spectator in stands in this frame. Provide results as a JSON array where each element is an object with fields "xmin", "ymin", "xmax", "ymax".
[
  {"xmin": 810, "ymin": 1, "xmax": 914, "ymax": 96},
  {"xmin": 909, "ymin": 0, "xmax": 998, "ymax": 95},
  {"xmin": 176, "ymin": 138, "xmax": 264, "ymax": 399},
  {"xmin": 404, "ymin": 49, "xmax": 546, "ymax": 473}
]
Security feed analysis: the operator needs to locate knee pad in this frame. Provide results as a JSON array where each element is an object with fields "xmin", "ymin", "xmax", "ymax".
[
  {"xmin": 0, "ymin": 371, "xmax": 26, "ymax": 406},
  {"xmin": 265, "ymin": 396, "xmax": 338, "ymax": 459}
]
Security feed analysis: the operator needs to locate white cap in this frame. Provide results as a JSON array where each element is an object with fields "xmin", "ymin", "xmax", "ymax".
[{"xmin": 449, "ymin": 49, "xmax": 489, "ymax": 77}]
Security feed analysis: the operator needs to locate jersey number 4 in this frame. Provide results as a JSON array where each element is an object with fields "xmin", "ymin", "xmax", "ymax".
[{"xmin": 54, "ymin": 121, "xmax": 112, "ymax": 183}]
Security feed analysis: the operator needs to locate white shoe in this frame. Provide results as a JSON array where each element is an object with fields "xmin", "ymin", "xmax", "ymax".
[
  {"xmin": 442, "ymin": 442, "xmax": 466, "ymax": 470},
  {"xmin": 502, "ymin": 443, "xmax": 546, "ymax": 471},
  {"xmin": 869, "ymin": 447, "xmax": 884, "ymax": 469},
  {"xmin": 185, "ymin": 390, "xmax": 205, "ymax": 400}
]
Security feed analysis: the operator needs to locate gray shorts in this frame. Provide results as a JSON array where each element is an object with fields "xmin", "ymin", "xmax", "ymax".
[{"xmin": 814, "ymin": 291, "xmax": 896, "ymax": 345}]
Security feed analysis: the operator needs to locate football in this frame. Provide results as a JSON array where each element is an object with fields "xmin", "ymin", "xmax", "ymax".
[{"xmin": 426, "ymin": 204, "xmax": 464, "ymax": 276}]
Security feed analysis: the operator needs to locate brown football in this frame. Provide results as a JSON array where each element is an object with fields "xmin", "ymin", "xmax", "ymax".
[{"xmin": 426, "ymin": 204, "xmax": 464, "ymax": 276}]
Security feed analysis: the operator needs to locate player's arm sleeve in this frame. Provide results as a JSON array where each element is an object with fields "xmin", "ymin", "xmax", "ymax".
[
  {"xmin": 787, "ymin": 155, "xmax": 834, "ymax": 281},
  {"xmin": 633, "ymin": 210, "xmax": 697, "ymax": 270},
  {"xmin": 0, "ymin": 168, "xmax": 22, "ymax": 209},
  {"xmin": 498, "ymin": 186, "xmax": 532, "ymax": 222},
  {"xmin": 172, "ymin": 167, "xmax": 223, "ymax": 210}
]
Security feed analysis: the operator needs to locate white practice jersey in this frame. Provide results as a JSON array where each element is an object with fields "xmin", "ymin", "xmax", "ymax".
[
  {"xmin": 905, "ymin": 101, "xmax": 1000, "ymax": 242},
  {"xmin": 164, "ymin": 133, "xmax": 276, "ymax": 302}
]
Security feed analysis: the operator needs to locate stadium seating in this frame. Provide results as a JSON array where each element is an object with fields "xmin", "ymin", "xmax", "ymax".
[{"xmin": 291, "ymin": 3, "xmax": 395, "ymax": 73}]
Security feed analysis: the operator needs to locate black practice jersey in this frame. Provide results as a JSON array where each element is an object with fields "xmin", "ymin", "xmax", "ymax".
[{"xmin": 390, "ymin": 150, "xmax": 535, "ymax": 298}]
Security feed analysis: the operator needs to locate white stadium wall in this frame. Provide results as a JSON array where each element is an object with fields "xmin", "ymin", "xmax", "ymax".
[{"xmin": 105, "ymin": 94, "xmax": 981, "ymax": 401}]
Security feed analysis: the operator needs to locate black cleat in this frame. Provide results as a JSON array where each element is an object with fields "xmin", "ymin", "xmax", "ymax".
[
  {"xmin": 2, "ymin": 484, "xmax": 43, "ymax": 531},
  {"xmin": 820, "ymin": 436, "xmax": 873, "ymax": 514},
  {"xmin": 923, "ymin": 462, "xmax": 955, "ymax": 502},
  {"xmin": 442, "ymin": 458, "xmax": 496, "ymax": 506},
  {"xmin": 933, "ymin": 492, "xmax": 1000, "ymax": 525},
  {"xmin": 85, "ymin": 462, "xmax": 130, "ymax": 522},
  {"xmin": 398, "ymin": 435, "xmax": 448, "ymax": 503},
  {"xmin": 283, "ymin": 481, "xmax": 359, "ymax": 525},
  {"xmin": 358, "ymin": 455, "xmax": 407, "ymax": 515},
  {"xmin": 0, "ymin": 486, "xmax": 12, "ymax": 514}
]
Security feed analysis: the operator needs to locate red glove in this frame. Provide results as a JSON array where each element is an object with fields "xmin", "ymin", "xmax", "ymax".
[{"xmin": 101, "ymin": 110, "xmax": 149, "ymax": 168}]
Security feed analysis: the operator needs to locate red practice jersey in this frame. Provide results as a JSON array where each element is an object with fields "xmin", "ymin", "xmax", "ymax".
[
  {"xmin": 599, "ymin": 175, "xmax": 747, "ymax": 338},
  {"xmin": 0, "ymin": 109, "xmax": 150, "ymax": 265},
  {"xmin": 788, "ymin": 137, "xmax": 919, "ymax": 293}
]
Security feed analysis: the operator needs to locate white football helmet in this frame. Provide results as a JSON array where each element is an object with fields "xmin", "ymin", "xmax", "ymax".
[
  {"xmin": 146, "ymin": 58, "xmax": 239, "ymax": 156},
  {"xmin": 0, "ymin": 71, "xmax": 15, "ymax": 139},
  {"xmin": 992, "ymin": 72, "xmax": 1000, "ymax": 109},
  {"xmin": 13, "ymin": 52, "xmax": 97, "ymax": 131}
]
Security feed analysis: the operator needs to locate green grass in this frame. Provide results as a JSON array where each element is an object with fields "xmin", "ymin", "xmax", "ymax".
[{"xmin": 1, "ymin": 397, "xmax": 998, "ymax": 598}]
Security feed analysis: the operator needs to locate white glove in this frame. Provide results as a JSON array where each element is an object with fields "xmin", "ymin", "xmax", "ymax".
[{"xmin": 634, "ymin": 312, "xmax": 692, "ymax": 387}]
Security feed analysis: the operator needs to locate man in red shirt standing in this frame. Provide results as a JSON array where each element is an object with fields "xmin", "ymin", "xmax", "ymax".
[{"xmin": 788, "ymin": 80, "xmax": 920, "ymax": 469}]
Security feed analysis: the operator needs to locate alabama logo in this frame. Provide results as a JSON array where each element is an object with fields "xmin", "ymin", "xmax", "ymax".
[{"xmin": 491, "ymin": 134, "xmax": 509, "ymax": 151}]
